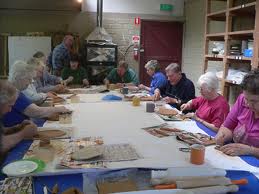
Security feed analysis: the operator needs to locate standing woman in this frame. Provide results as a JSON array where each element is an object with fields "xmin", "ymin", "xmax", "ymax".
[
  {"xmin": 138, "ymin": 60, "xmax": 167, "ymax": 95},
  {"xmin": 215, "ymin": 69, "xmax": 259, "ymax": 157}
]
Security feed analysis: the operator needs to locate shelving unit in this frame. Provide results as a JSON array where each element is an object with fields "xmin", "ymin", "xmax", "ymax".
[{"xmin": 203, "ymin": 0, "xmax": 259, "ymax": 99}]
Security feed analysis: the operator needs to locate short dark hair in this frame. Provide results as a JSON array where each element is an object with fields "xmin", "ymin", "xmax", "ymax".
[
  {"xmin": 70, "ymin": 54, "xmax": 79, "ymax": 62},
  {"xmin": 241, "ymin": 68, "xmax": 259, "ymax": 95}
]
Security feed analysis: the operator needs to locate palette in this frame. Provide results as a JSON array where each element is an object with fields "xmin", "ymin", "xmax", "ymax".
[
  {"xmin": 59, "ymin": 140, "xmax": 140, "ymax": 169},
  {"xmin": 143, "ymin": 127, "xmax": 182, "ymax": 138},
  {"xmin": 0, "ymin": 177, "xmax": 32, "ymax": 194},
  {"xmin": 34, "ymin": 127, "xmax": 73, "ymax": 139},
  {"xmin": 157, "ymin": 107, "xmax": 178, "ymax": 116},
  {"xmin": 24, "ymin": 139, "xmax": 71, "ymax": 163},
  {"xmin": 176, "ymin": 132, "xmax": 215, "ymax": 146}
]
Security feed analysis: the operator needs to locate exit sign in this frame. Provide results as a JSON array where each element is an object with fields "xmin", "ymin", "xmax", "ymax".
[{"xmin": 160, "ymin": 4, "xmax": 173, "ymax": 11}]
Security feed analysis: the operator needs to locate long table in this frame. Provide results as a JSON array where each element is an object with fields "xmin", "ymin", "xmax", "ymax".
[{"xmin": 1, "ymin": 91, "xmax": 259, "ymax": 193}]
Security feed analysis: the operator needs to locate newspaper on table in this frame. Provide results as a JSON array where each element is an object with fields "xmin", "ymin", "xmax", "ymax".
[
  {"xmin": 59, "ymin": 143, "xmax": 140, "ymax": 169},
  {"xmin": 0, "ymin": 177, "xmax": 32, "ymax": 194}
]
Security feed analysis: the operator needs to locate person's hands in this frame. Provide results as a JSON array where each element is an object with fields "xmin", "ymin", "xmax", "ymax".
[
  {"xmin": 185, "ymin": 112, "xmax": 195, "ymax": 118},
  {"xmin": 153, "ymin": 89, "xmax": 161, "ymax": 101},
  {"xmin": 116, "ymin": 83, "xmax": 124, "ymax": 88},
  {"xmin": 83, "ymin": 79, "xmax": 89, "ymax": 87},
  {"xmin": 47, "ymin": 92, "xmax": 57, "ymax": 98},
  {"xmin": 22, "ymin": 123, "xmax": 38, "ymax": 139},
  {"xmin": 163, "ymin": 97, "xmax": 178, "ymax": 104},
  {"xmin": 67, "ymin": 76, "xmax": 74, "ymax": 83},
  {"xmin": 215, "ymin": 130, "xmax": 227, "ymax": 146},
  {"xmin": 56, "ymin": 106, "xmax": 71, "ymax": 113},
  {"xmin": 53, "ymin": 84, "xmax": 66, "ymax": 92},
  {"xmin": 219, "ymin": 143, "xmax": 252, "ymax": 156},
  {"xmin": 17, "ymin": 120, "xmax": 34, "ymax": 130},
  {"xmin": 180, "ymin": 103, "xmax": 187, "ymax": 111},
  {"xmin": 138, "ymin": 84, "xmax": 146, "ymax": 90}
]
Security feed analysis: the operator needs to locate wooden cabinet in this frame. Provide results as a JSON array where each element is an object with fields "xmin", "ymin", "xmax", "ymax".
[{"xmin": 203, "ymin": 0, "xmax": 259, "ymax": 100}]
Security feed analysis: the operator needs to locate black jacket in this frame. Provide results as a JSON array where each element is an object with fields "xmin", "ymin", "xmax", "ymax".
[{"xmin": 159, "ymin": 73, "xmax": 195, "ymax": 109}]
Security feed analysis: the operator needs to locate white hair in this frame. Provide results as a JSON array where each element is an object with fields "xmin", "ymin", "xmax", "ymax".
[
  {"xmin": 8, "ymin": 60, "xmax": 35, "ymax": 86},
  {"xmin": 197, "ymin": 72, "xmax": 219, "ymax": 91},
  {"xmin": 0, "ymin": 80, "xmax": 17, "ymax": 105}
]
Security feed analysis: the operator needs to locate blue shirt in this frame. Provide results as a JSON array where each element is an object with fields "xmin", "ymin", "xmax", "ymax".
[
  {"xmin": 150, "ymin": 72, "xmax": 167, "ymax": 94},
  {"xmin": 52, "ymin": 43, "xmax": 70, "ymax": 70},
  {"xmin": 34, "ymin": 70, "xmax": 61, "ymax": 93},
  {"xmin": 2, "ymin": 92, "xmax": 32, "ymax": 127}
]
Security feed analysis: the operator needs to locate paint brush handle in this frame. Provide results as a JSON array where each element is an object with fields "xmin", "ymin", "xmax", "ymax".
[
  {"xmin": 154, "ymin": 184, "xmax": 177, "ymax": 189},
  {"xmin": 231, "ymin": 178, "xmax": 248, "ymax": 185}
]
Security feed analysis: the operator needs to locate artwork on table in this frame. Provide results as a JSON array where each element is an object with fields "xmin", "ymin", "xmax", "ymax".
[{"xmin": 0, "ymin": 177, "xmax": 32, "ymax": 194}]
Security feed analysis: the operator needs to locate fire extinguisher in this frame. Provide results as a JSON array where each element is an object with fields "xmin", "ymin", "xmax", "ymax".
[{"xmin": 133, "ymin": 45, "xmax": 139, "ymax": 60}]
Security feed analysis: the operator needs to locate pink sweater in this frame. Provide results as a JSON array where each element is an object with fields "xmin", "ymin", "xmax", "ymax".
[
  {"xmin": 192, "ymin": 95, "xmax": 229, "ymax": 128},
  {"xmin": 223, "ymin": 94, "xmax": 259, "ymax": 147}
]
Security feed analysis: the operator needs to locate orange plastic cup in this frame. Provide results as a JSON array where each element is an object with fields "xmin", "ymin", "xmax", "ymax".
[{"xmin": 190, "ymin": 144, "xmax": 205, "ymax": 165}]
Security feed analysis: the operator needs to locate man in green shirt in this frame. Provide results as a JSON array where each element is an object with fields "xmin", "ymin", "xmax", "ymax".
[
  {"xmin": 61, "ymin": 54, "xmax": 89, "ymax": 87},
  {"xmin": 104, "ymin": 60, "xmax": 139, "ymax": 87}
]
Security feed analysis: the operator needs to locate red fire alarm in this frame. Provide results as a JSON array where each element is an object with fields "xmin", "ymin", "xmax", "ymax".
[{"xmin": 134, "ymin": 17, "xmax": 141, "ymax": 25}]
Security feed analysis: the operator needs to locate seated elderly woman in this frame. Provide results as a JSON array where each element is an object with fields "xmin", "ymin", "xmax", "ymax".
[
  {"xmin": 2, "ymin": 60, "xmax": 70, "ymax": 127},
  {"xmin": 0, "ymin": 80, "xmax": 37, "ymax": 161},
  {"xmin": 33, "ymin": 51, "xmax": 66, "ymax": 93},
  {"xmin": 104, "ymin": 60, "xmax": 139, "ymax": 87},
  {"xmin": 138, "ymin": 60, "xmax": 167, "ymax": 94},
  {"xmin": 61, "ymin": 53, "xmax": 89, "ymax": 87},
  {"xmin": 215, "ymin": 69, "xmax": 259, "ymax": 157},
  {"xmin": 181, "ymin": 72, "xmax": 229, "ymax": 131},
  {"xmin": 22, "ymin": 58, "xmax": 57, "ymax": 105}
]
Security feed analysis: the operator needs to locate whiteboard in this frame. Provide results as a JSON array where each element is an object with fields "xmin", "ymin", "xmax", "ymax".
[{"xmin": 8, "ymin": 36, "xmax": 51, "ymax": 68}]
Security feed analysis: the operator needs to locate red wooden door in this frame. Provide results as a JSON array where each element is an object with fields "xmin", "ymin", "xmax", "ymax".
[{"xmin": 139, "ymin": 20, "xmax": 183, "ymax": 86}]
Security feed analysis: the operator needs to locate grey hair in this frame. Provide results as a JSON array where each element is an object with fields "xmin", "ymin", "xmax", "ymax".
[
  {"xmin": 0, "ymin": 80, "xmax": 17, "ymax": 105},
  {"xmin": 8, "ymin": 60, "xmax": 35, "ymax": 85},
  {"xmin": 197, "ymin": 72, "xmax": 219, "ymax": 91},
  {"xmin": 27, "ymin": 58, "xmax": 45, "ymax": 69},
  {"xmin": 165, "ymin": 63, "xmax": 181, "ymax": 73},
  {"xmin": 145, "ymin": 60, "xmax": 160, "ymax": 72}
]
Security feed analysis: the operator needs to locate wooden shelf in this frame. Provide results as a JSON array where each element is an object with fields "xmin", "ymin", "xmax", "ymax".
[
  {"xmin": 207, "ymin": 10, "xmax": 226, "ymax": 21},
  {"xmin": 206, "ymin": 33, "xmax": 225, "ymax": 41},
  {"xmin": 218, "ymin": 77, "xmax": 241, "ymax": 85},
  {"xmin": 229, "ymin": 2, "xmax": 256, "ymax": 16},
  {"xmin": 227, "ymin": 55, "xmax": 252, "ymax": 61},
  {"xmin": 228, "ymin": 30, "xmax": 254, "ymax": 39},
  {"xmin": 224, "ymin": 79, "xmax": 241, "ymax": 85},
  {"xmin": 205, "ymin": 54, "xmax": 224, "ymax": 61},
  {"xmin": 203, "ymin": 0, "xmax": 259, "ymax": 100}
]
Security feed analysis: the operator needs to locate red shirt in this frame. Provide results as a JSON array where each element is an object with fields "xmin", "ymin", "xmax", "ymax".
[{"xmin": 191, "ymin": 95, "xmax": 230, "ymax": 128}]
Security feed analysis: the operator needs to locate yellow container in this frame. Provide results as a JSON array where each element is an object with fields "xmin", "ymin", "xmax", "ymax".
[{"xmin": 132, "ymin": 96, "xmax": 140, "ymax": 106}]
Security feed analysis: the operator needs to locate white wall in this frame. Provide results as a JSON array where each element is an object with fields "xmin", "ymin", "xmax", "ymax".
[
  {"xmin": 82, "ymin": 0, "xmax": 184, "ymax": 17},
  {"xmin": 182, "ymin": 0, "xmax": 204, "ymax": 96}
]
